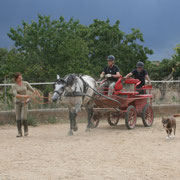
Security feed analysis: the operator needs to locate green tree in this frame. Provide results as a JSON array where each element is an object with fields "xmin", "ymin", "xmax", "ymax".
[
  {"xmin": 0, "ymin": 48, "xmax": 26, "ymax": 83},
  {"xmin": 7, "ymin": 15, "xmax": 89, "ymax": 100},
  {"xmin": 172, "ymin": 44, "xmax": 180, "ymax": 79},
  {"xmin": 145, "ymin": 44, "xmax": 180, "ymax": 80},
  {"xmin": 7, "ymin": 15, "xmax": 88, "ymax": 81},
  {"xmin": 85, "ymin": 19, "xmax": 153, "ymax": 76}
]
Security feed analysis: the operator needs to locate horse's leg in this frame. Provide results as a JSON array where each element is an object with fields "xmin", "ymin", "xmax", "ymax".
[
  {"xmin": 71, "ymin": 110, "xmax": 78, "ymax": 131},
  {"xmin": 87, "ymin": 108, "xmax": 94, "ymax": 132},
  {"xmin": 72, "ymin": 102, "xmax": 81, "ymax": 131},
  {"xmin": 68, "ymin": 108, "xmax": 74, "ymax": 136},
  {"xmin": 85, "ymin": 102, "xmax": 94, "ymax": 132}
]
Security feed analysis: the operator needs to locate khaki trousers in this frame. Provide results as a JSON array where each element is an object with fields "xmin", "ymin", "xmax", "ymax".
[
  {"xmin": 99, "ymin": 81, "xmax": 116, "ymax": 95},
  {"xmin": 15, "ymin": 102, "xmax": 28, "ymax": 121}
]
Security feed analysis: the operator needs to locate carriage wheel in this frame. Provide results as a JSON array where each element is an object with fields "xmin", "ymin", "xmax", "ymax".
[
  {"xmin": 107, "ymin": 112, "xmax": 120, "ymax": 126},
  {"xmin": 91, "ymin": 112, "xmax": 100, "ymax": 128},
  {"xmin": 142, "ymin": 104, "xmax": 154, "ymax": 127},
  {"xmin": 125, "ymin": 105, "xmax": 137, "ymax": 129}
]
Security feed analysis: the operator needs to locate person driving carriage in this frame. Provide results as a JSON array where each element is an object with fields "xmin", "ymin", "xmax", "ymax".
[
  {"xmin": 124, "ymin": 61, "xmax": 151, "ymax": 94},
  {"xmin": 99, "ymin": 55, "xmax": 121, "ymax": 95}
]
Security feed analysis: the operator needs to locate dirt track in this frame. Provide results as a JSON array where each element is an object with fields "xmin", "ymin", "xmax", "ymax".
[{"xmin": 0, "ymin": 117, "xmax": 180, "ymax": 180}]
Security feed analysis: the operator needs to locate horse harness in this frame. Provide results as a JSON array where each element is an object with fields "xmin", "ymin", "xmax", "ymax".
[
  {"xmin": 54, "ymin": 74, "xmax": 121, "ymax": 111},
  {"xmin": 64, "ymin": 75, "xmax": 89, "ymax": 100}
]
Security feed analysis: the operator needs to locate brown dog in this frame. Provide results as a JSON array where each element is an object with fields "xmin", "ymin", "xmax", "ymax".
[{"xmin": 162, "ymin": 116, "xmax": 177, "ymax": 139}]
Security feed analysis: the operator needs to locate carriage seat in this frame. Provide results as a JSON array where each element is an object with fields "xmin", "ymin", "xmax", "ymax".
[
  {"xmin": 142, "ymin": 84, "xmax": 152, "ymax": 90},
  {"xmin": 114, "ymin": 77, "xmax": 123, "ymax": 91},
  {"xmin": 114, "ymin": 78, "xmax": 141, "ymax": 91},
  {"xmin": 114, "ymin": 77, "xmax": 140, "ymax": 96},
  {"xmin": 124, "ymin": 78, "xmax": 140, "ymax": 85}
]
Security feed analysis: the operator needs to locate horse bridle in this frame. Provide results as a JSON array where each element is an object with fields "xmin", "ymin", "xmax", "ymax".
[
  {"xmin": 53, "ymin": 75, "xmax": 121, "ymax": 111},
  {"xmin": 53, "ymin": 80, "xmax": 65, "ymax": 97},
  {"xmin": 54, "ymin": 76, "xmax": 87, "ymax": 98},
  {"xmin": 54, "ymin": 90, "xmax": 63, "ymax": 96}
]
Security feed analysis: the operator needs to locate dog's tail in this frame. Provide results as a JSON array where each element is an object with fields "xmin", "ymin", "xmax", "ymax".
[{"xmin": 173, "ymin": 114, "xmax": 180, "ymax": 117}]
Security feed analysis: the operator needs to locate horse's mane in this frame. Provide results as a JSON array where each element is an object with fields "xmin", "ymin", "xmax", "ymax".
[{"xmin": 64, "ymin": 74, "xmax": 77, "ymax": 86}]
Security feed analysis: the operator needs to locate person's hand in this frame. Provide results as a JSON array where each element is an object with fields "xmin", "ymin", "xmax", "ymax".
[
  {"xmin": 100, "ymin": 74, "xmax": 104, "ymax": 79},
  {"xmin": 124, "ymin": 76, "xmax": 130, "ymax": 79},
  {"xmin": 105, "ymin": 74, "xmax": 112, "ymax": 78},
  {"xmin": 34, "ymin": 90, "xmax": 40, "ymax": 96},
  {"xmin": 25, "ymin": 98, "xmax": 30, "ymax": 103},
  {"xmin": 23, "ymin": 95, "xmax": 30, "ymax": 99},
  {"xmin": 145, "ymin": 80, "xmax": 151, "ymax": 85}
]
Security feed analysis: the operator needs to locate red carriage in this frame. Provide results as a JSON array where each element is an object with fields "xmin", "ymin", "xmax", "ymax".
[{"xmin": 92, "ymin": 77, "xmax": 154, "ymax": 129}]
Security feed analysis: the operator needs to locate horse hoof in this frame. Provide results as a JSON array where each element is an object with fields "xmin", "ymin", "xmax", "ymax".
[
  {"xmin": 68, "ymin": 131, "xmax": 73, "ymax": 136},
  {"xmin": 73, "ymin": 126, "xmax": 78, "ymax": 132},
  {"xmin": 85, "ymin": 128, "xmax": 90, "ymax": 132}
]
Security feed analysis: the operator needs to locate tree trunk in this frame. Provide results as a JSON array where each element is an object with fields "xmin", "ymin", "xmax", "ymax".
[{"xmin": 159, "ymin": 83, "xmax": 167, "ymax": 100}]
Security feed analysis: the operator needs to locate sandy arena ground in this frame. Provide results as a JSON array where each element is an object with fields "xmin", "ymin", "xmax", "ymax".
[{"xmin": 0, "ymin": 117, "xmax": 180, "ymax": 180}]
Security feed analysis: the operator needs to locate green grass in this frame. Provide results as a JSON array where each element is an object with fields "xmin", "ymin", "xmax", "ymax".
[{"xmin": 46, "ymin": 116, "xmax": 59, "ymax": 124}]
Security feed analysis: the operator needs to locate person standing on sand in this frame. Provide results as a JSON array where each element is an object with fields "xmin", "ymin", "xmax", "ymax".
[{"xmin": 12, "ymin": 72, "xmax": 38, "ymax": 137}]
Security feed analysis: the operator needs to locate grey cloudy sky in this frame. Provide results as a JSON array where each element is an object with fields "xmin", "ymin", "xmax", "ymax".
[{"xmin": 0, "ymin": 0, "xmax": 180, "ymax": 60}]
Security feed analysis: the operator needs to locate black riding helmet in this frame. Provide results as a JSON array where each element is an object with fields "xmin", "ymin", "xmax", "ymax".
[
  {"xmin": 107, "ymin": 55, "xmax": 115, "ymax": 61},
  {"xmin": 136, "ymin": 61, "xmax": 144, "ymax": 68}
]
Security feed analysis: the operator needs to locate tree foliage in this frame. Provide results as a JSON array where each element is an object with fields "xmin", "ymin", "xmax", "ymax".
[
  {"xmin": 145, "ymin": 44, "xmax": 180, "ymax": 80},
  {"xmin": 5, "ymin": 14, "xmax": 153, "ymax": 83},
  {"xmin": 85, "ymin": 19, "xmax": 153, "ymax": 76}
]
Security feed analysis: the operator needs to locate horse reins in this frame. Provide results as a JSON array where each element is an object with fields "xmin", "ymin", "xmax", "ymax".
[{"xmin": 23, "ymin": 75, "xmax": 121, "ymax": 109}]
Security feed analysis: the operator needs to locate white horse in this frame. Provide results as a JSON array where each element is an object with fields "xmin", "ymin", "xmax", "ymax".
[{"xmin": 52, "ymin": 74, "xmax": 97, "ymax": 135}]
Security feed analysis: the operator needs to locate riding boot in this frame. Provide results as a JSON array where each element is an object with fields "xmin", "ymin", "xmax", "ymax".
[
  {"xmin": 16, "ymin": 120, "xmax": 22, "ymax": 137},
  {"xmin": 23, "ymin": 120, "xmax": 28, "ymax": 136}
]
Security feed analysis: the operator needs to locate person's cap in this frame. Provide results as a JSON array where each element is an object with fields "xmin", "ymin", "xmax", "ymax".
[
  {"xmin": 136, "ymin": 61, "xmax": 144, "ymax": 68},
  {"xmin": 107, "ymin": 55, "xmax": 115, "ymax": 61}
]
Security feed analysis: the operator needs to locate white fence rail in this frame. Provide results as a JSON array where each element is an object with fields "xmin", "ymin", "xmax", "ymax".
[
  {"xmin": 0, "ymin": 82, "xmax": 55, "ymax": 87},
  {"xmin": 1, "ymin": 80, "xmax": 180, "ymax": 87},
  {"xmin": 1, "ymin": 80, "xmax": 180, "ymax": 110}
]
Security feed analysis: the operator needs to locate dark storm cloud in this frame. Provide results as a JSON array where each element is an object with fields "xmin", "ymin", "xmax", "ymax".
[{"xmin": 0, "ymin": 0, "xmax": 180, "ymax": 60}]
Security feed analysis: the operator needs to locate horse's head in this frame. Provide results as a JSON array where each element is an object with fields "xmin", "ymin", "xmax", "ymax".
[
  {"xmin": 52, "ymin": 75, "xmax": 66, "ymax": 102},
  {"xmin": 52, "ymin": 74, "xmax": 77, "ymax": 102}
]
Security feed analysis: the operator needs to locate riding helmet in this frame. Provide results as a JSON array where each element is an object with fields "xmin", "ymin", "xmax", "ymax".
[
  {"xmin": 107, "ymin": 55, "xmax": 115, "ymax": 61},
  {"xmin": 136, "ymin": 61, "xmax": 144, "ymax": 68}
]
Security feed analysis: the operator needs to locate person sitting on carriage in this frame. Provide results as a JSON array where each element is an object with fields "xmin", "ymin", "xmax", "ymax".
[
  {"xmin": 99, "ymin": 55, "xmax": 121, "ymax": 95},
  {"xmin": 124, "ymin": 61, "xmax": 151, "ymax": 94}
]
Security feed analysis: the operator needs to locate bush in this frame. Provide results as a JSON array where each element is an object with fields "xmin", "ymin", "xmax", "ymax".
[{"xmin": 27, "ymin": 115, "xmax": 38, "ymax": 127}]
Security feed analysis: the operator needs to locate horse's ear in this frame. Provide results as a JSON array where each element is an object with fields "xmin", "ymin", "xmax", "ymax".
[
  {"xmin": 57, "ymin": 74, "xmax": 60, "ymax": 80},
  {"xmin": 66, "ymin": 74, "xmax": 76, "ymax": 86}
]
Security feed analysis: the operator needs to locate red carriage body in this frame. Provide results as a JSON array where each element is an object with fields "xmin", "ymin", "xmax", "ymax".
[{"xmin": 92, "ymin": 77, "xmax": 154, "ymax": 129}]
